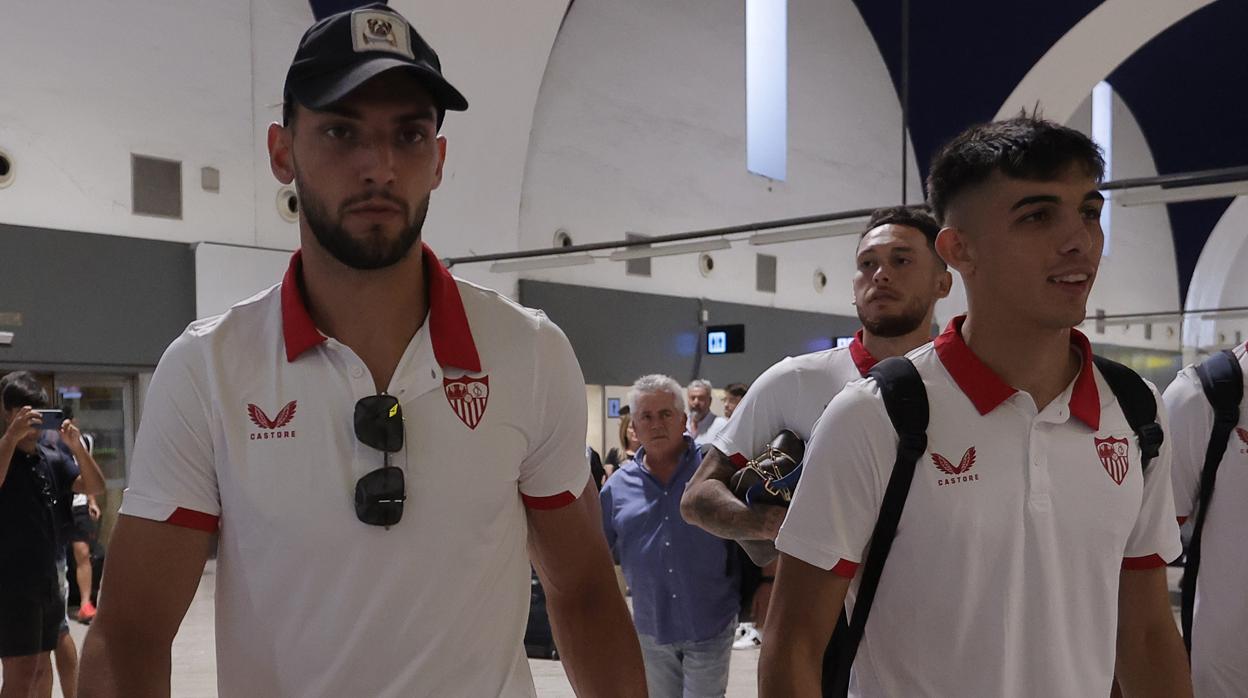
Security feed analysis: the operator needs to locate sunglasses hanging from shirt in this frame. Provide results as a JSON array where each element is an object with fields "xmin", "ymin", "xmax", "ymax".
[{"xmin": 353, "ymin": 394, "xmax": 407, "ymax": 528}]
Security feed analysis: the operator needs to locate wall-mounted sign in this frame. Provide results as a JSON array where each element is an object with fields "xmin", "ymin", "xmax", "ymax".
[{"xmin": 707, "ymin": 324, "xmax": 745, "ymax": 354}]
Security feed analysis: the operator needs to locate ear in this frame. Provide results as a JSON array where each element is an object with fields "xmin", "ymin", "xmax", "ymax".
[
  {"xmin": 935, "ymin": 226, "xmax": 974, "ymax": 278},
  {"xmin": 268, "ymin": 122, "xmax": 295, "ymax": 185},
  {"xmin": 431, "ymin": 135, "xmax": 448, "ymax": 190},
  {"xmin": 935, "ymin": 269, "xmax": 953, "ymax": 299}
]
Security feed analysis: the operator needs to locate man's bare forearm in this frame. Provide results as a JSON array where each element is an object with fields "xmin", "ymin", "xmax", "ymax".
[
  {"xmin": 546, "ymin": 580, "xmax": 646, "ymax": 697},
  {"xmin": 680, "ymin": 477, "xmax": 780, "ymax": 539},
  {"xmin": 78, "ymin": 624, "xmax": 173, "ymax": 698},
  {"xmin": 1115, "ymin": 623, "xmax": 1191, "ymax": 697}
]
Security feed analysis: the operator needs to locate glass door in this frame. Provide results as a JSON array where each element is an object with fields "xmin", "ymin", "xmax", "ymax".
[{"xmin": 53, "ymin": 375, "xmax": 135, "ymax": 489}]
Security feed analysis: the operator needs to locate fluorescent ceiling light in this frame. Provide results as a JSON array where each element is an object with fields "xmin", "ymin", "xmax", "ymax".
[
  {"xmin": 748, "ymin": 217, "xmax": 869, "ymax": 245},
  {"xmin": 1114, "ymin": 181, "xmax": 1248, "ymax": 207},
  {"xmin": 608, "ymin": 239, "xmax": 731, "ymax": 261},
  {"xmin": 489, "ymin": 254, "xmax": 595, "ymax": 273}
]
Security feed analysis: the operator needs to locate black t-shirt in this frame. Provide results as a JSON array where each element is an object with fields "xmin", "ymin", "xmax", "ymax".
[
  {"xmin": 45, "ymin": 435, "xmax": 81, "ymax": 540},
  {"xmin": 0, "ymin": 443, "xmax": 78, "ymax": 583}
]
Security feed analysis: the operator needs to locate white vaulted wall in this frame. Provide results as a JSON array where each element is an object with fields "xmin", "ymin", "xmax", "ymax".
[
  {"xmin": 514, "ymin": 0, "xmax": 923, "ymax": 319},
  {"xmin": 0, "ymin": 0, "xmax": 312, "ymax": 249}
]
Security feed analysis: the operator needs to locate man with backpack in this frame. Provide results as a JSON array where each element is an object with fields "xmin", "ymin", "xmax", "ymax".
[
  {"xmin": 679, "ymin": 205, "xmax": 953, "ymax": 649},
  {"xmin": 760, "ymin": 116, "xmax": 1190, "ymax": 697},
  {"xmin": 1164, "ymin": 343, "xmax": 1247, "ymax": 695}
]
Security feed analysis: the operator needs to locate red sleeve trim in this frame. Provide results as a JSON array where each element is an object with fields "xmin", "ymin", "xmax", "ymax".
[
  {"xmin": 1122, "ymin": 554, "xmax": 1166, "ymax": 570},
  {"xmin": 728, "ymin": 453, "xmax": 748, "ymax": 469},
  {"xmin": 522, "ymin": 491, "xmax": 577, "ymax": 510},
  {"xmin": 1177, "ymin": 516, "xmax": 1189, "ymax": 526},
  {"xmin": 831, "ymin": 558, "xmax": 859, "ymax": 579},
  {"xmin": 164, "ymin": 507, "xmax": 220, "ymax": 533}
]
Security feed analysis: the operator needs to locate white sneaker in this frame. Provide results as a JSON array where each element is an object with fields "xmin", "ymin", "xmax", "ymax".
[
  {"xmin": 732, "ymin": 623, "xmax": 749, "ymax": 642},
  {"xmin": 733, "ymin": 625, "xmax": 762, "ymax": 650}
]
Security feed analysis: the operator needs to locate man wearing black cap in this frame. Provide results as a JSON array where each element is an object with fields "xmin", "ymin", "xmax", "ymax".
[{"xmin": 79, "ymin": 5, "xmax": 645, "ymax": 697}]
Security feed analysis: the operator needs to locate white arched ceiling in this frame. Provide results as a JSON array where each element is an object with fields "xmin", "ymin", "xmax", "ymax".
[
  {"xmin": 391, "ymin": 0, "xmax": 572, "ymax": 292},
  {"xmin": 995, "ymin": 0, "xmax": 1214, "ymax": 123},
  {"xmin": 1183, "ymin": 197, "xmax": 1248, "ymax": 352},
  {"xmin": 515, "ymin": 0, "xmax": 924, "ymax": 317}
]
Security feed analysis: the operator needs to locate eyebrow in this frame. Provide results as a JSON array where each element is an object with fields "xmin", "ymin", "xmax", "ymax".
[
  {"xmin": 857, "ymin": 244, "xmax": 917, "ymax": 258},
  {"xmin": 1010, "ymin": 191, "xmax": 1107, "ymax": 211},
  {"xmin": 313, "ymin": 105, "xmax": 436, "ymax": 123}
]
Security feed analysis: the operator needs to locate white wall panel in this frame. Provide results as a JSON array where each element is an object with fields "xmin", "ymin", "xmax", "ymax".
[{"xmin": 513, "ymin": 0, "xmax": 923, "ymax": 317}]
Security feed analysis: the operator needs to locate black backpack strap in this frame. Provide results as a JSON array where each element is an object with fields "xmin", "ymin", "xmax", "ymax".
[
  {"xmin": 1181, "ymin": 350, "xmax": 1243, "ymax": 653},
  {"xmin": 824, "ymin": 357, "xmax": 928, "ymax": 697},
  {"xmin": 1091, "ymin": 356, "xmax": 1164, "ymax": 472}
]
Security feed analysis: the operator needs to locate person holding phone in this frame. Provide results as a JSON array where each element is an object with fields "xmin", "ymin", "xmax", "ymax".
[{"xmin": 0, "ymin": 371, "xmax": 106, "ymax": 696}]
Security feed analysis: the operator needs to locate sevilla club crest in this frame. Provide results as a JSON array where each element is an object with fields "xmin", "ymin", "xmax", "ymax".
[
  {"xmin": 444, "ymin": 375, "xmax": 489, "ymax": 430},
  {"xmin": 1095, "ymin": 436, "xmax": 1130, "ymax": 485}
]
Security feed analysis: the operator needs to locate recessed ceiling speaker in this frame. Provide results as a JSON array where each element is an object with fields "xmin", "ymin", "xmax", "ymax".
[
  {"xmin": 0, "ymin": 148, "xmax": 13, "ymax": 189},
  {"xmin": 813, "ymin": 268, "xmax": 828, "ymax": 292},
  {"xmin": 277, "ymin": 186, "xmax": 299, "ymax": 223},
  {"xmin": 698, "ymin": 252, "xmax": 715, "ymax": 277},
  {"xmin": 553, "ymin": 229, "xmax": 573, "ymax": 247}
]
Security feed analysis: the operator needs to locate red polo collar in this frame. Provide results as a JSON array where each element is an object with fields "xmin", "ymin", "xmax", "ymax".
[
  {"xmin": 848, "ymin": 329, "xmax": 880, "ymax": 377},
  {"xmin": 280, "ymin": 243, "xmax": 482, "ymax": 372},
  {"xmin": 933, "ymin": 315, "xmax": 1100, "ymax": 430}
]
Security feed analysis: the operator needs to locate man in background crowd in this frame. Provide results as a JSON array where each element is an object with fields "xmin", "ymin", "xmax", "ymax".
[
  {"xmin": 686, "ymin": 379, "xmax": 727, "ymax": 446},
  {"xmin": 603, "ymin": 374, "xmax": 740, "ymax": 696},
  {"xmin": 1, "ymin": 372, "xmax": 105, "ymax": 697},
  {"xmin": 722, "ymin": 383, "xmax": 748, "ymax": 420}
]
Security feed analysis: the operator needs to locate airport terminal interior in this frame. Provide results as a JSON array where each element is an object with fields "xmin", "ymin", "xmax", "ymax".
[{"xmin": 2, "ymin": 0, "xmax": 1247, "ymax": 696}]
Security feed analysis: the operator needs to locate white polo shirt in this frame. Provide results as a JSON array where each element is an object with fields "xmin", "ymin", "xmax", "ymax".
[
  {"xmin": 120, "ymin": 244, "xmax": 589, "ymax": 698},
  {"xmin": 1163, "ymin": 342, "xmax": 1248, "ymax": 697},
  {"xmin": 777, "ymin": 316, "xmax": 1182, "ymax": 697},
  {"xmin": 709, "ymin": 330, "xmax": 878, "ymax": 467}
]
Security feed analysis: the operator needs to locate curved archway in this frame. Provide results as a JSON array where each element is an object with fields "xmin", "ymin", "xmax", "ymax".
[{"xmin": 995, "ymin": 0, "xmax": 1213, "ymax": 122}]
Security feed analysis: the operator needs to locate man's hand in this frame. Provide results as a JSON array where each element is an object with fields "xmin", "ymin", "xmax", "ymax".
[
  {"xmin": 3, "ymin": 405, "xmax": 39, "ymax": 444},
  {"xmin": 61, "ymin": 420, "xmax": 86, "ymax": 455},
  {"xmin": 681, "ymin": 446, "xmax": 786, "ymax": 540},
  {"xmin": 88, "ymin": 496, "xmax": 101, "ymax": 521},
  {"xmin": 527, "ymin": 480, "xmax": 647, "ymax": 697}
]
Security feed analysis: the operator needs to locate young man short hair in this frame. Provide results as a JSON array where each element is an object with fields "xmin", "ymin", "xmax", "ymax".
[
  {"xmin": 78, "ymin": 6, "xmax": 645, "ymax": 697},
  {"xmin": 760, "ymin": 116, "xmax": 1189, "ymax": 697}
]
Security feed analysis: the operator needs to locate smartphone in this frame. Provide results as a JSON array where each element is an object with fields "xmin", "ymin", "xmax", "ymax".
[{"xmin": 34, "ymin": 409, "xmax": 65, "ymax": 431}]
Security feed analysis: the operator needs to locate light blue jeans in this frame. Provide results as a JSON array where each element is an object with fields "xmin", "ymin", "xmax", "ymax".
[{"xmin": 637, "ymin": 621, "xmax": 734, "ymax": 698}]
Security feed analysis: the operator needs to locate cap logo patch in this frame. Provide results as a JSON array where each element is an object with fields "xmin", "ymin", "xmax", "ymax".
[{"xmin": 351, "ymin": 10, "xmax": 414, "ymax": 59}]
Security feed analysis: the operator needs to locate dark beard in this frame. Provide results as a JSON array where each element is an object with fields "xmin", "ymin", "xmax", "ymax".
[
  {"xmin": 296, "ymin": 175, "xmax": 428, "ymax": 271},
  {"xmin": 857, "ymin": 302, "xmax": 928, "ymax": 338}
]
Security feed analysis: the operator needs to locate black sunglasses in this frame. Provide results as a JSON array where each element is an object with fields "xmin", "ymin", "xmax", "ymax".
[{"xmin": 353, "ymin": 394, "xmax": 406, "ymax": 528}]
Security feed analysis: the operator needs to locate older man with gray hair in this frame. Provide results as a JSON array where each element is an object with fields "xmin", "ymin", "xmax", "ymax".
[
  {"xmin": 601, "ymin": 374, "xmax": 741, "ymax": 697},
  {"xmin": 686, "ymin": 379, "xmax": 727, "ymax": 446}
]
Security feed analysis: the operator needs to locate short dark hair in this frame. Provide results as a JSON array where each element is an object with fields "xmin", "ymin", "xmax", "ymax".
[
  {"xmin": 925, "ymin": 114, "xmax": 1105, "ymax": 224},
  {"xmin": 724, "ymin": 383, "xmax": 748, "ymax": 398},
  {"xmin": 0, "ymin": 371, "xmax": 49, "ymax": 411},
  {"xmin": 860, "ymin": 204, "xmax": 945, "ymax": 268}
]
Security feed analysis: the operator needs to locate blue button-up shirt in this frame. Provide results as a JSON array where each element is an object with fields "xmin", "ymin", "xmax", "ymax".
[{"xmin": 600, "ymin": 436, "xmax": 740, "ymax": 644}]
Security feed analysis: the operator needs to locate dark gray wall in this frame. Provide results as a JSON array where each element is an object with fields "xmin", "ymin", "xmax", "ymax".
[
  {"xmin": 519, "ymin": 280, "xmax": 860, "ymax": 387},
  {"xmin": 0, "ymin": 224, "xmax": 195, "ymax": 370}
]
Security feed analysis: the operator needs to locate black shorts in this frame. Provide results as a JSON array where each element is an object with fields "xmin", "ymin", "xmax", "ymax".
[
  {"xmin": 0, "ymin": 575, "xmax": 63, "ymax": 657},
  {"xmin": 70, "ymin": 505, "xmax": 95, "ymax": 543}
]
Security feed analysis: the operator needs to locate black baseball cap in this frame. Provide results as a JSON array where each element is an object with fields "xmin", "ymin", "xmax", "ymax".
[{"xmin": 283, "ymin": 3, "xmax": 468, "ymax": 115}]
